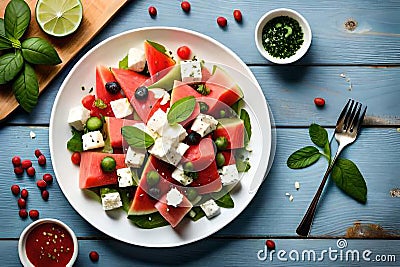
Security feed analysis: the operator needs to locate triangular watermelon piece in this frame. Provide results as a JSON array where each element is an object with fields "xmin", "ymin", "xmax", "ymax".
[
  {"xmin": 105, "ymin": 117, "xmax": 139, "ymax": 148},
  {"xmin": 96, "ymin": 65, "xmax": 124, "ymax": 103},
  {"xmin": 144, "ymin": 40, "xmax": 176, "ymax": 77},
  {"xmin": 155, "ymin": 192, "xmax": 192, "ymax": 228}
]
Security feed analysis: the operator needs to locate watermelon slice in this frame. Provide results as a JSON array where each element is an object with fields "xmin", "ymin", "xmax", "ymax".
[
  {"xmin": 79, "ymin": 152, "xmax": 126, "ymax": 189},
  {"xmin": 170, "ymin": 81, "xmax": 201, "ymax": 126},
  {"xmin": 96, "ymin": 65, "xmax": 124, "ymax": 103},
  {"xmin": 181, "ymin": 138, "xmax": 216, "ymax": 172},
  {"xmin": 191, "ymin": 159, "xmax": 222, "ymax": 194},
  {"xmin": 155, "ymin": 192, "xmax": 192, "ymax": 228},
  {"xmin": 144, "ymin": 40, "xmax": 176, "ymax": 77},
  {"xmin": 214, "ymin": 118, "xmax": 245, "ymax": 149},
  {"xmin": 221, "ymin": 150, "xmax": 236, "ymax": 166},
  {"xmin": 105, "ymin": 117, "xmax": 139, "ymax": 148}
]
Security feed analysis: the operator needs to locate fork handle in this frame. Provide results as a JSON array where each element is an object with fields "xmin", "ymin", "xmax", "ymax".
[{"xmin": 296, "ymin": 145, "xmax": 344, "ymax": 236}]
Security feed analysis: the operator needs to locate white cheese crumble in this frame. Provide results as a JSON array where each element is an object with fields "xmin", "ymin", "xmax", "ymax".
[
  {"xmin": 128, "ymin": 47, "xmax": 146, "ymax": 72},
  {"xmin": 147, "ymin": 109, "xmax": 168, "ymax": 136},
  {"xmin": 29, "ymin": 131, "xmax": 36, "ymax": 139},
  {"xmin": 200, "ymin": 199, "xmax": 221, "ymax": 219},
  {"xmin": 191, "ymin": 113, "xmax": 218, "ymax": 137},
  {"xmin": 151, "ymin": 88, "xmax": 170, "ymax": 105},
  {"xmin": 117, "ymin": 168, "xmax": 134, "ymax": 187},
  {"xmin": 181, "ymin": 60, "xmax": 202, "ymax": 83},
  {"xmin": 295, "ymin": 181, "xmax": 300, "ymax": 190},
  {"xmin": 68, "ymin": 105, "xmax": 90, "ymax": 131},
  {"xmin": 171, "ymin": 165, "xmax": 193, "ymax": 186},
  {"xmin": 82, "ymin": 130, "xmax": 105, "ymax": 150},
  {"xmin": 101, "ymin": 192, "xmax": 122, "ymax": 210},
  {"xmin": 166, "ymin": 188, "xmax": 183, "ymax": 207},
  {"xmin": 219, "ymin": 164, "xmax": 240, "ymax": 186},
  {"xmin": 110, "ymin": 98, "xmax": 133, "ymax": 119},
  {"xmin": 125, "ymin": 146, "xmax": 146, "ymax": 168}
]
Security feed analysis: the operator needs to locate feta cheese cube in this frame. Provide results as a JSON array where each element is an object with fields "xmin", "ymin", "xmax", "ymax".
[
  {"xmin": 219, "ymin": 164, "xmax": 240, "ymax": 186},
  {"xmin": 181, "ymin": 60, "xmax": 202, "ymax": 83},
  {"xmin": 176, "ymin": 142, "xmax": 190, "ymax": 156},
  {"xmin": 125, "ymin": 146, "xmax": 146, "ymax": 168},
  {"xmin": 110, "ymin": 98, "xmax": 133, "ymax": 119},
  {"xmin": 151, "ymin": 88, "xmax": 170, "ymax": 105},
  {"xmin": 161, "ymin": 123, "xmax": 187, "ymax": 142},
  {"xmin": 172, "ymin": 165, "xmax": 193, "ymax": 186},
  {"xmin": 82, "ymin": 131, "xmax": 105, "ymax": 150},
  {"xmin": 148, "ymin": 139, "xmax": 188, "ymax": 166},
  {"xmin": 200, "ymin": 199, "xmax": 221, "ymax": 219},
  {"xmin": 148, "ymin": 138, "xmax": 173, "ymax": 158},
  {"xmin": 191, "ymin": 114, "xmax": 218, "ymax": 137},
  {"xmin": 147, "ymin": 109, "xmax": 168, "ymax": 135},
  {"xmin": 128, "ymin": 48, "xmax": 146, "ymax": 72},
  {"xmin": 68, "ymin": 106, "xmax": 90, "ymax": 131},
  {"xmin": 117, "ymin": 167, "xmax": 134, "ymax": 187},
  {"xmin": 101, "ymin": 192, "xmax": 122, "ymax": 210},
  {"xmin": 166, "ymin": 187, "xmax": 183, "ymax": 207}
]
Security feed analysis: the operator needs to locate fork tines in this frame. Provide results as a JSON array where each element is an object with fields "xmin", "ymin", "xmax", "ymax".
[{"xmin": 337, "ymin": 99, "xmax": 367, "ymax": 132}]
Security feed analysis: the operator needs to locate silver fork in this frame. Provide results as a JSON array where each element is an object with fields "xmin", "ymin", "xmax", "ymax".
[{"xmin": 296, "ymin": 99, "xmax": 367, "ymax": 236}]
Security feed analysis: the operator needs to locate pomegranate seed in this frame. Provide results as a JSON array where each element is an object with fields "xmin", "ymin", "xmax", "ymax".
[
  {"xmin": 41, "ymin": 190, "xmax": 49, "ymax": 201},
  {"xmin": 89, "ymin": 251, "xmax": 99, "ymax": 262},
  {"xmin": 37, "ymin": 180, "xmax": 47, "ymax": 190},
  {"xmin": 314, "ymin": 97, "xmax": 325, "ymax": 107},
  {"xmin": 19, "ymin": 209, "xmax": 28, "ymax": 219},
  {"xmin": 34, "ymin": 149, "xmax": 42, "ymax": 158},
  {"xmin": 14, "ymin": 166, "xmax": 24, "ymax": 175},
  {"xmin": 233, "ymin": 9, "xmax": 242, "ymax": 22},
  {"xmin": 26, "ymin": 166, "xmax": 36, "ymax": 177},
  {"xmin": 12, "ymin": 156, "xmax": 21, "ymax": 166},
  {"xmin": 43, "ymin": 173, "xmax": 53, "ymax": 185},
  {"xmin": 21, "ymin": 160, "xmax": 32, "ymax": 169},
  {"xmin": 38, "ymin": 155, "xmax": 46, "ymax": 166},
  {"xmin": 266, "ymin": 239, "xmax": 276, "ymax": 250},
  {"xmin": 11, "ymin": 184, "xmax": 20, "ymax": 195},
  {"xmin": 177, "ymin": 46, "xmax": 192, "ymax": 60},
  {"xmin": 21, "ymin": 189, "xmax": 29, "ymax": 199},
  {"xmin": 18, "ymin": 198, "xmax": 26, "ymax": 209},
  {"xmin": 29, "ymin": 209, "xmax": 39, "ymax": 220},
  {"xmin": 181, "ymin": 1, "xmax": 191, "ymax": 13},
  {"xmin": 148, "ymin": 6, "xmax": 157, "ymax": 17},
  {"xmin": 217, "ymin": 16, "xmax": 227, "ymax": 28},
  {"xmin": 71, "ymin": 152, "xmax": 81, "ymax": 165}
]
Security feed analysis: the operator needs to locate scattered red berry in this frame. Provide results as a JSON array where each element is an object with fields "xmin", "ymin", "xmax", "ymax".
[
  {"xmin": 26, "ymin": 166, "xmax": 36, "ymax": 177},
  {"xmin": 11, "ymin": 184, "xmax": 20, "ymax": 195},
  {"xmin": 41, "ymin": 190, "xmax": 49, "ymax": 201},
  {"xmin": 89, "ymin": 251, "xmax": 99, "ymax": 262},
  {"xmin": 36, "ymin": 180, "xmax": 47, "ymax": 190},
  {"xmin": 181, "ymin": 1, "xmax": 191, "ymax": 13},
  {"xmin": 43, "ymin": 173, "xmax": 53, "ymax": 185},
  {"xmin": 29, "ymin": 209, "xmax": 39, "ymax": 220},
  {"xmin": 12, "ymin": 156, "xmax": 21, "ymax": 167},
  {"xmin": 177, "ymin": 46, "xmax": 192, "ymax": 60},
  {"xmin": 71, "ymin": 152, "xmax": 81, "ymax": 165},
  {"xmin": 21, "ymin": 189, "xmax": 29, "ymax": 199},
  {"xmin": 21, "ymin": 159, "xmax": 32, "ymax": 169},
  {"xmin": 148, "ymin": 6, "xmax": 157, "ymax": 17},
  {"xmin": 19, "ymin": 209, "xmax": 28, "ymax": 219},
  {"xmin": 314, "ymin": 97, "xmax": 325, "ymax": 107},
  {"xmin": 18, "ymin": 198, "xmax": 26, "ymax": 209},
  {"xmin": 266, "ymin": 239, "xmax": 276, "ymax": 250},
  {"xmin": 217, "ymin": 16, "xmax": 227, "ymax": 28},
  {"xmin": 34, "ymin": 149, "xmax": 42, "ymax": 158},
  {"xmin": 81, "ymin": 94, "xmax": 95, "ymax": 110},
  {"xmin": 14, "ymin": 166, "xmax": 24, "ymax": 175},
  {"xmin": 233, "ymin": 9, "xmax": 242, "ymax": 22},
  {"xmin": 38, "ymin": 155, "xmax": 46, "ymax": 166}
]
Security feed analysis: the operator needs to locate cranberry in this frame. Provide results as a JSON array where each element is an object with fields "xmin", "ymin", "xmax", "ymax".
[
  {"xmin": 71, "ymin": 152, "xmax": 81, "ymax": 165},
  {"xmin": 26, "ymin": 166, "xmax": 36, "ymax": 177},
  {"xmin": 12, "ymin": 156, "xmax": 21, "ymax": 166},
  {"xmin": 41, "ymin": 190, "xmax": 49, "ymax": 201},
  {"xmin": 34, "ymin": 149, "xmax": 42, "ymax": 158},
  {"xmin": 38, "ymin": 155, "xmax": 46, "ymax": 166},
  {"xmin": 18, "ymin": 198, "xmax": 26, "ymax": 209},
  {"xmin": 29, "ymin": 209, "xmax": 39, "ymax": 220},
  {"xmin": 217, "ymin": 16, "xmax": 227, "ymax": 28},
  {"xmin": 181, "ymin": 1, "xmax": 191, "ymax": 13},
  {"xmin": 81, "ymin": 94, "xmax": 95, "ymax": 110},
  {"xmin": 148, "ymin": 6, "xmax": 157, "ymax": 17},
  {"xmin": 43, "ymin": 173, "xmax": 53, "ymax": 185},
  {"xmin": 233, "ymin": 9, "xmax": 242, "ymax": 22},
  {"xmin": 19, "ymin": 209, "xmax": 28, "ymax": 219},
  {"xmin": 36, "ymin": 180, "xmax": 47, "ymax": 190},
  {"xmin": 266, "ymin": 239, "xmax": 276, "ymax": 250},
  {"xmin": 11, "ymin": 184, "xmax": 20, "ymax": 195},
  {"xmin": 14, "ymin": 166, "xmax": 24, "ymax": 175},
  {"xmin": 21, "ymin": 188, "xmax": 29, "ymax": 199},
  {"xmin": 89, "ymin": 251, "xmax": 99, "ymax": 262},
  {"xmin": 314, "ymin": 97, "xmax": 325, "ymax": 107},
  {"xmin": 21, "ymin": 159, "xmax": 32, "ymax": 169},
  {"xmin": 177, "ymin": 45, "xmax": 192, "ymax": 60}
]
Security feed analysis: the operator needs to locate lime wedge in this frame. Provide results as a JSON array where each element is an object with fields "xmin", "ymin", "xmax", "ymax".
[{"xmin": 35, "ymin": 0, "xmax": 83, "ymax": 37}]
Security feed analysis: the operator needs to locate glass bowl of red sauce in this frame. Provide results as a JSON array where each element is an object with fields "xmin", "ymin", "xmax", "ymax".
[{"xmin": 18, "ymin": 218, "xmax": 78, "ymax": 267}]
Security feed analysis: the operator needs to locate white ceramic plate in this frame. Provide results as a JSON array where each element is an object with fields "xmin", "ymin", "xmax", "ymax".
[{"xmin": 50, "ymin": 27, "xmax": 273, "ymax": 247}]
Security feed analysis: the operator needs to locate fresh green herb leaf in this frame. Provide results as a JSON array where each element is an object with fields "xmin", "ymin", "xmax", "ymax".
[
  {"xmin": 215, "ymin": 193, "xmax": 234, "ymax": 208},
  {"xmin": 287, "ymin": 146, "xmax": 321, "ymax": 169},
  {"xmin": 309, "ymin": 123, "xmax": 328, "ymax": 148},
  {"xmin": 146, "ymin": 40, "xmax": 167, "ymax": 54},
  {"xmin": 231, "ymin": 99, "xmax": 244, "ymax": 116},
  {"xmin": 4, "ymin": 0, "xmax": 31, "ymax": 40},
  {"xmin": 118, "ymin": 188, "xmax": 133, "ymax": 213},
  {"xmin": 67, "ymin": 129, "xmax": 83, "ymax": 152},
  {"xmin": 0, "ymin": 50, "xmax": 24, "ymax": 84},
  {"xmin": 100, "ymin": 187, "xmax": 118, "ymax": 198},
  {"xmin": 128, "ymin": 212, "xmax": 169, "ymax": 229},
  {"xmin": 236, "ymin": 158, "xmax": 251, "ymax": 172},
  {"xmin": 187, "ymin": 207, "xmax": 206, "ymax": 221},
  {"xmin": 94, "ymin": 99, "xmax": 107, "ymax": 109},
  {"xmin": 0, "ymin": 18, "xmax": 5, "ymax": 37},
  {"xmin": 0, "ymin": 36, "xmax": 12, "ymax": 50},
  {"xmin": 12, "ymin": 62, "xmax": 38, "ymax": 112},
  {"xmin": 167, "ymin": 96, "xmax": 196, "ymax": 124},
  {"xmin": 21, "ymin": 37, "xmax": 62, "ymax": 65},
  {"xmin": 119, "ymin": 54, "xmax": 129, "ymax": 70},
  {"xmin": 331, "ymin": 158, "xmax": 367, "ymax": 203},
  {"xmin": 240, "ymin": 109, "xmax": 251, "ymax": 145},
  {"xmin": 121, "ymin": 126, "xmax": 154, "ymax": 149},
  {"xmin": 195, "ymin": 84, "xmax": 210, "ymax": 95},
  {"xmin": 324, "ymin": 141, "xmax": 331, "ymax": 163}
]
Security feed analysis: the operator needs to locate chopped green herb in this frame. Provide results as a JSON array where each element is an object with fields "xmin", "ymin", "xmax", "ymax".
[
  {"xmin": 67, "ymin": 129, "xmax": 83, "ymax": 152},
  {"xmin": 94, "ymin": 99, "xmax": 107, "ymax": 109}
]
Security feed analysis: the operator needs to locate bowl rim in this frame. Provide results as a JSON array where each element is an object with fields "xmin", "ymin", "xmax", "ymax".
[
  {"xmin": 254, "ymin": 8, "xmax": 312, "ymax": 64},
  {"xmin": 18, "ymin": 218, "xmax": 78, "ymax": 267}
]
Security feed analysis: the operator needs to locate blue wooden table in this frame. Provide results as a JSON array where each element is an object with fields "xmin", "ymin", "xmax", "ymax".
[{"xmin": 1, "ymin": 0, "xmax": 400, "ymax": 266}]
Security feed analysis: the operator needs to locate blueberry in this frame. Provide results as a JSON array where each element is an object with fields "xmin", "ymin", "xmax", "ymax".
[
  {"xmin": 186, "ymin": 132, "xmax": 201, "ymax": 145},
  {"xmin": 105, "ymin": 82, "xmax": 121, "ymax": 94},
  {"xmin": 135, "ymin": 86, "xmax": 149, "ymax": 100}
]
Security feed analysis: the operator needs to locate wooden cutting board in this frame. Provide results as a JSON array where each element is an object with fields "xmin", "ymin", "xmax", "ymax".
[{"xmin": 0, "ymin": 0, "xmax": 129, "ymax": 122}]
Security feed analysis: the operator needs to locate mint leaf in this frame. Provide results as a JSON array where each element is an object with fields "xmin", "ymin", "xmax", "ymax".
[
  {"xmin": 240, "ymin": 109, "xmax": 251, "ymax": 145},
  {"xmin": 287, "ymin": 146, "xmax": 321, "ymax": 169},
  {"xmin": 119, "ymin": 54, "xmax": 129, "ymax": 70},
  {"xmin": 167, "ymin": 96, "xmax": 196, "ymax": 124},
  {"xmin": 21, "ymin": 37, "xmax": 62, "ymax": 65},
  {"xmin": 146, "ymin": 40, "xmax": 167, "ymax": 54},
  {"xmin": 0, "ymin": 51, "xmax": 24, "ymax": 84},
  {"xmin": 122, "ymin": 126, "xmax": 154, "ymax": 149},
  {"xmin": 0, "ymin": 36, "xmax": 12, "ymax": 50},
  {"xmin": 67, "ymin": 129, "xmax": 83, "ymax": 152},
  {"xmin": 309, "ymin": 123, "xmax": 328, "ymax": 148},
  {"xmin": 4, "ymin": 0, "xmax": 31, "ymax": 40},
  {"xmin": 128, "ymin": 212, "xmax": 169, "ymax": 229},
  {"xmin": 0, "ymin": 18, "xmax": 5, "ymax": 37},
  {"xmin": 12, "ymin": 62, "xmax": 38, "ymax": 113},
  {"xmin": 331, "ymin": 158, "xmax": 367, "ymax": 203},
  {"xmin": 187, "ymin": 207, "xmax": 206, "ymax": 221},
  {"xmin": 215, "ymin": 193, "xmax": 234, "ymax": 208}
]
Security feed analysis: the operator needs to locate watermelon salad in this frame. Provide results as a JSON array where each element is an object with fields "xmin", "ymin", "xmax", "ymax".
[{"xmin": 66, "ymin": 40, "xmax": 252, "ymax": 229}]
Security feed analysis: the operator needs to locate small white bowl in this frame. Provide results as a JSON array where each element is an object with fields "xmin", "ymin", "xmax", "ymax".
[
  {"xmin": 255, "ymin": 8, "xmax": 312, "ymax": 64},
  {"xmin": 18, "ymin": 218, "xmax": 78, "ymax": 267}
]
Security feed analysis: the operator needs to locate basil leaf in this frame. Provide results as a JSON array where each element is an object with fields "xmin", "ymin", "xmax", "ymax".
[
  {"xmin": 0, "ymin": 51, "xmax": 24, "ymax": 84},
  {"xmin": 167, "ymin": 96, "xmax": 196, "ymax": 124},
  {"xmin": 187, "ymin": 207, "xmax": 206, "ymax": 221},
  {"xmin": 121, "ymin": 126, "xmax": 154, "ymax": 149},
  {"xmin": 146, "ymin": 40, "xmax": 167, "ymax": 54},
  {"xmin": 128, "ymin": 212, "xmax": 169, "ymax": 229},
  {"xmin": 240, "ymin": 109, "xmax": 251, "ymax": 145},
  {"xmin": 215, "ymin": 193, "xmax": 234, "ymax": 208},
  {"xmin": 12, "ymin": 62, "xmax": 39, "ymax": 113},
  {"xmin": 331, "ymin": 158, "xmax": 367, "ymax": 203},
  {"xmin": 67, "ymin": 129, "xmax": 84, "ymax": 152},
  {"xmin": 0, "ymin": 37, "xmax": 12, "ymax": 50},
  {"xmin": 21, "ymin": 37, "xmax": 61, "ymax": 65},
  {"xmin": 119, "ymin": 54, "xmax": 128, "ymax": 69},
  {"xmin": 4, "ymin": 0, "xmax": 31, "ymax": 40},
  {"xmin": 287, "ymin": 146, "xmax": 321, "ymax": 169},
  {"xmin": 309, "ymin": 123, "xmax": 328, "ymax": 148},
  {"xmin": 0, "ymin": 18, "xmax": 5, "ymax": 37}
]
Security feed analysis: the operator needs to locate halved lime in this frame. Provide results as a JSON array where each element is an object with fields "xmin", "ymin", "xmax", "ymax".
[{"xmin": 35, "ymin": 0, "xmax": 83, "ymax": 37}]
